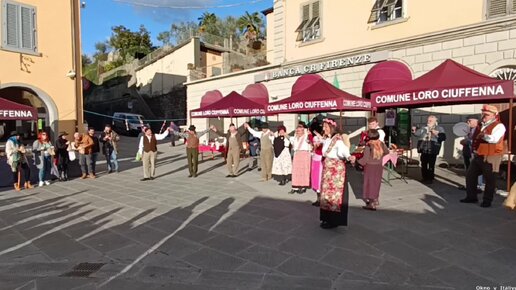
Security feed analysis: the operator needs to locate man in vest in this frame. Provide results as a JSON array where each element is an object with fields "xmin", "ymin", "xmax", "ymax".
[
  {"xmin": 172, "ymin": 125, "xmax": 211, "ymax": 178},
  {"xmin": 212, "ymin": 123, "xmax": 247, "ymax": 178},
  {"xmin": 137, "ymin": 127, "xmax": 170, "ymax": 181},
  {"xmin": 461, "ymin": 105, "xmax": 506, "ymax": 208},
  {"xmin": 245, "ymin": 122, "xmax": 274, "ymax": 181},
  {"xmin": 367, "ymin": 117, "xmax": 385, "ymax": 142}
]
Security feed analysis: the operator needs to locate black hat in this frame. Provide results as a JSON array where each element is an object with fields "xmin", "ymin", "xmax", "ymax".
[
  {"xmin": 260, "ymin": 122, "xmax": 269, "ymax": 129},
  {"xmin": 466, "ymin": 114, "xmax": 480, "ymax": 121},
  {"xmin": 188, "ymin": 125, "xmax": 196, "ymax": 131},
  {"xmin": 10, "ymin": 131, "xmax": 19, "ymax": 137},
  {"xmin": 59, "ymin": 131, "xmax": 69, "ymax": 136}
]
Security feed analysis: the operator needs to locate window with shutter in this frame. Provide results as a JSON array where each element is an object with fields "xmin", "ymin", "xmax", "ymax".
[
  {"xmin": 296, "ymin": 1, "xmax": 322, "ymax": 43},
  {"xmin": 1, "ymin": 0, "xmax": 37, "ymax": 54},
  {"xmin": 368, "ymin": 0, "xmax": 404, "ymax": 24},
  {"xmin": 488, "ymin": 0, "xmax": 507, "ymax": 17}
]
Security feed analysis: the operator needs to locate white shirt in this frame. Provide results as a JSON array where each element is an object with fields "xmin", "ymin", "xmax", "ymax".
[
  {"xmin": 322, "ymin": 136, "xmax": 351, "ymax": 160},
  {"xmin": 247, "ymin": 127, "xmax": 275, "ymax": 143},
  {"xmin": 481, "ymin": 121, "xmax": 506, "ymax": 144},
  {"xmin": 138, "ymin": 130, "xmax": 170, "ymax": 154},
  {"xmin": 374, "ymin": 127, "xmax": 386, "ymax": 143},
  {"xmin": 290, "ymin": 134, "xmax": 312, "ymax": 152}
]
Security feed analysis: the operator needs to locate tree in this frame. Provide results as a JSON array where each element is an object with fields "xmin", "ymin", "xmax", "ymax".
[
  {"xmin": 157, "ymin": 31, "xmax": 172, "ymax": 46},
  {"xmin": 93, "ymin": 41, "xmax": 109, "ymax": 62},
  {"xmin": 82, "ymin": 54, "xmax": 93, "ymax": 68},
  {"xmin": 170, "ymin": 21, "xmax": 199, "ymax": 45},
  {"xmin": 237, "ymin": 11, "xmax": 264, "ymax": 36},
  {"xmin": 109, "ymin": 25, "xmax": 153, "ymax": 61}
]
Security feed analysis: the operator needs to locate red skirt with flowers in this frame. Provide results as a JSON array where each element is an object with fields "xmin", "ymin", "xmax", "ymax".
[{"xmin": 319, "ymin": 157, "xmax": 348, "ymax": 226}]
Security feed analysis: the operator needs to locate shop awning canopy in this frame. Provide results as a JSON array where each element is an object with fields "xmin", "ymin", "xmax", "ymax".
[
  {"xmin": 242, "ymin": 83, "xmax": 269, "ymax": 105},
  {"xmin": 200, "ymin": 90, "xmax": 224, "ymax": 108},
  {"xmin": 0, "ymin": 98, "xmax": 38, "ymax": 120},
  {"xmin": 190, "ymin": 91, "xmax": 268, "ymax": 118},
  {"xmin": 363, "ymin": 60, "xmax": 412, "ymax": 97},
  {"xmin": 371, "ymin": 59, "xmax": 515, "ymax": 110},
  {"xmin": 267, "ymin": 76, "xmax": 372, "ymax": 114}
]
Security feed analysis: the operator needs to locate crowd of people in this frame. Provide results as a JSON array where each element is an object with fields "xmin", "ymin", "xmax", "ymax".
[
  {"xmin": 4, "ymin": 104, "xmax": 515, "ymax": 229},
  {"xmin": 4, "ymin": 124, "xmax": 121, "ymax": 191}
]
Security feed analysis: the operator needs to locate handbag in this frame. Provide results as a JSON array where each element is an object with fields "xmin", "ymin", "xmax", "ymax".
[
  {"xmin": 135, "ymin": 151, "xmax": 142, "ymax": 161},
  {"xmin": 68, "ymin": 151, "xmax": 76, "ymax": 161},
  {"xmin": 503, "ymin": 182, "xmax": 516, "ymax": 210},
  {"xmin": 50, "ymin": 163, "xmax": 59, "ymax": 177}
]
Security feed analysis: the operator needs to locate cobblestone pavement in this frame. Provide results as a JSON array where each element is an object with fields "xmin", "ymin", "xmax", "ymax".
[{"xmin": 0, "ymin": 137, "xmax": 515, "ymax": 290}]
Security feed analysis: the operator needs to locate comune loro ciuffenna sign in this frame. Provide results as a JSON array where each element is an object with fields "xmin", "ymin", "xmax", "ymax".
[{"xmin": 372, "ymin": 84, "xmax": 514, "ymax": 108}]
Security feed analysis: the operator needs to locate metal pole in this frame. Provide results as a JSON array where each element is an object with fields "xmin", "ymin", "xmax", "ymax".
[
  {"xmin": 508, "ymin": 98, "xmax": 513, "ymax": 192},
  {"xmin": 339, "ymin": 111, "xmax": 343, "ymax": 131}
]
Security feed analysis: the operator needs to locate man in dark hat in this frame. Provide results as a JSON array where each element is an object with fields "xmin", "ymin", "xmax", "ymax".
[
  {"xmin": 245, "ymin": 122, "xmax": 274, "ymax": 181},
  {"xmin": 137, "ymin": 127, "xmax": 169, "ymax": 181},
  {"xmin": 458, "ymin": 115, "xmax": 483, "ymax": 190},
  {"xmin": 172, "ymin": 125, "xmax": 213, "ymax": 178},
  {"xmin": 212, "ymin": 123, "xmax": 247, "ymax": 177}
]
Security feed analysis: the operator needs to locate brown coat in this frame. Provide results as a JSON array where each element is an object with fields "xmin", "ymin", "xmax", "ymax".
[
  {"xmin": 79, "ymin": 134, "xmax": 94, "ymax": 155},
  {"xmin": 215, "ymin": 129, "xmax": 247, "ymax": 158}
]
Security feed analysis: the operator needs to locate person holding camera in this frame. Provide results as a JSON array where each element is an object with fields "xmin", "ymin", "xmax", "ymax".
[
  {"xmin": 101, "ymin": 124, "xmax": 120, "ymax": 173},
  {"xmin": 412, "ymin": 115, "xmax": 446, "ymax": 184}
]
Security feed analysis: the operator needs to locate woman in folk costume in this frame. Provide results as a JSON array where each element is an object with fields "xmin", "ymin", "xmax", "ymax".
[
  {"xmin": 289, "ymin": 122, "xmax": 312, "ymax": 194},
  {"xmin": 33, "ymin": 131, "xmax": 55, "ymax": 187},
  {"xmin": 319, "ymin": 118, "xmax": 355, "ymax": 229},
  {"xmin": 358, "ymin": 129, "xmax": 389, "ymax": 211},
  {"xmin": 5, "ymin": 131, "xmax": 33, "ymax": 191},
  {"xmin": 272, "ymin": 125, "xmax": 292, "ymax": 186},
  {"xmin": 55, "ymin": 132, "xmax": 71, "ymax": 181}
]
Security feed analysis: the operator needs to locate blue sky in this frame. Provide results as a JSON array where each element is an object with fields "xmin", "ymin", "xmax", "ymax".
[{"xmin": 80, "ymin": 0, "xmax": 272, "ymax": 55}]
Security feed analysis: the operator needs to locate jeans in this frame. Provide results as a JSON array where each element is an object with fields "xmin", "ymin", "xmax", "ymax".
[
  {"xmin": 106, "ymin": 151, "xmax": 119, "ymax": 172},
  {"xmin": 39, "ymin": 156, "xmax": 52, "ymax": 182},
  {"xmin": 79, "ymin": 154, "xmax": 93, "ymax": 175},
  {"xmin": 92, "ymin": 153, "xmax": 99, "ymax": 174}
]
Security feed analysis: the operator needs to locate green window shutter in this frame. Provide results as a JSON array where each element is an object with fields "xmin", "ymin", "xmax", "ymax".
[
  {"xmin": 5, "ymin": 2, "xmax": 19, "ymax": 47},
  {"xmin": 488, "ymin": 0, "xmax": 508, "ymax": 18},
  {"xmin": 302, "ymin": 4, "xmax": 310, "ymax": 21},
  {"xmin": 368, "ymin": 0, "xmax": 385, "ymax": 23},
  {"xmin": 20, "ymin": 6, "xmax": 34, "ymax": 50},
  {"xmin": 312, "ymin": 1, "xmax": 320, "ymax": 18}
]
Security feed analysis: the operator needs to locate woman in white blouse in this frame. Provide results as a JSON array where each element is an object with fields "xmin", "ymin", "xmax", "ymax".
[
  {"xmin": 319, "ymin": 118, "xmax": 355, "ymax": 229},
  {"xmin": 289, "ymin": 122, "xmax": 312, "ymax": 194}
]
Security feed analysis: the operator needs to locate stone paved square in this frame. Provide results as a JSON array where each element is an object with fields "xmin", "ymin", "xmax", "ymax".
[{"xmin": 0, "ymin": 138, "xmax": 515, "ymax": 289}]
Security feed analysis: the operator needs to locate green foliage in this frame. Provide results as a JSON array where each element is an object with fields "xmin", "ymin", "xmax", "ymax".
[
  {"xmin": 93, "ymin": 41, "xmax": 109, "ymax": 62},
  {"xmin": 82, "ymin": 54, "xmax": 93, "ymax": 68},
  {"xmin": 157, "ymin": 31, "xmax": 172, "ymax": 46},
  {"xmin": 237, "ymin": 11, "xmax": 264, "ymax": 36},
  {"xmin": 170, "ymin": 21, "xmax": 199, "ymax": 45},
  {"xmin": 109, "ymin": 25, "xmax": 153, "ymax": 61}
]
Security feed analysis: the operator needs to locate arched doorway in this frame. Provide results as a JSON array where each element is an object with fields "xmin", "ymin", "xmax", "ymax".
[{"xmin": 0, "ymin": 84, "xmax": 58, "ymax": 142}]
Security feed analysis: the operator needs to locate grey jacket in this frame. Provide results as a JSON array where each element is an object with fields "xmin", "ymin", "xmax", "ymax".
[{"xmin": 32, "ymin": 140, "xmax": 53, "ymax": 169}]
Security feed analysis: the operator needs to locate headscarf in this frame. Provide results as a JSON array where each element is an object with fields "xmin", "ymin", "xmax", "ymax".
[{"xmin": 8, "ymin": 135, "xmax": 20, "ymax": 146}]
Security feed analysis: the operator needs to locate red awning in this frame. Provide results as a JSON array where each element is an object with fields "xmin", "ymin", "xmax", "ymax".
[
  {"xmin": 267, "ymin": 76, "xmax": 371, "ymax": 114},
  {"xmin": 190, "ymin": 91, "xmax": 268, "ymax": 118},
  {"xmin": 200, "ymin": 90, "xmax": 224, "ymax": 108},
  {"xmin": 362, "ymin": 61, "xmax": 412, "ymax": 96},
  {"xmin": 371, "ymin": 59, "xmax": 515, "ymax": 109},
  {"xmin": 0, "ymin": 98, "xmax": 38, "ymax": 120},
  {"xmin": 242, "ymin": 83, "xmax": 269, "ymax": 105},
  {"xmin": 291, "ymin": 74, "xmax": 322, "ymax": 96}
]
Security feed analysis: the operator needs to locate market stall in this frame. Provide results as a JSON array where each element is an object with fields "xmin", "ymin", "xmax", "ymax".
[{"xmin": 371, "ymin": 59, "xmax": 515, "ymax": 190}]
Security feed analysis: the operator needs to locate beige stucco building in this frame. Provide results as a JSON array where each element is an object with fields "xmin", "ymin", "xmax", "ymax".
[
  {"xmin": 186, "ymin": 0, "xmax": 516, "ymax": 162},
  {"xmin": 0, "ymin": 0, "xmax": 83, "ymax": 140}
]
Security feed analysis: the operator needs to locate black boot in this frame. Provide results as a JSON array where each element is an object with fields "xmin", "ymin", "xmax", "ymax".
[
  {"xmin": 312, "ymin": 192, "xmax": 321, "ymax": 207},
  {"xmin": 58, "ymin": 171, "xmax": 64, "ymax": 181}
]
